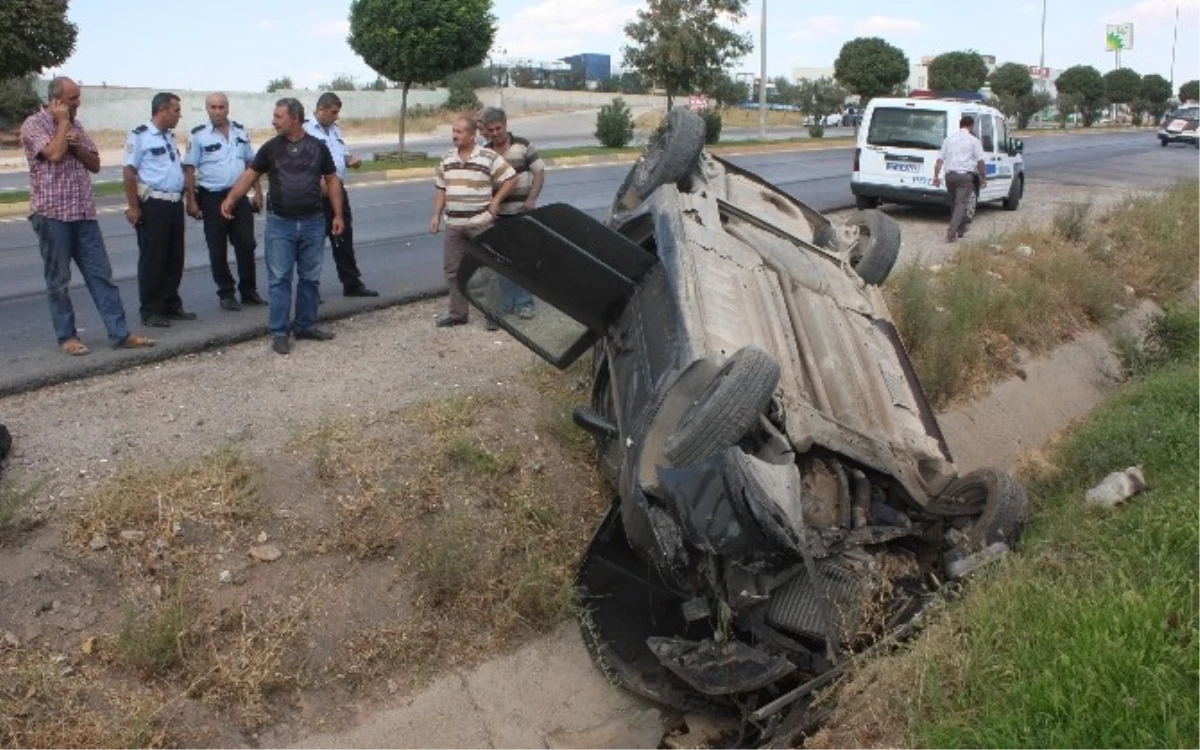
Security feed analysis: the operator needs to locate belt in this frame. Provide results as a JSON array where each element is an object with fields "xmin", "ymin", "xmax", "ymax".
[{"xmin": 137, "ymin": 183, "xmax": 183, "ymax": 202}]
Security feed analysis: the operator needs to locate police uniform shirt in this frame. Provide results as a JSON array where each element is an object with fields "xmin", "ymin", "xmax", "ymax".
[
  {"xmin": 123, "ymin": 121, "xmax": 184, "ymax": 193},
  {"xmin": 184, "ymin": 120, "xmax": 254, "ymax": 191},
  {"xmin": 302, "ymin": 119, "xmax": 349, "ymax": 181}
]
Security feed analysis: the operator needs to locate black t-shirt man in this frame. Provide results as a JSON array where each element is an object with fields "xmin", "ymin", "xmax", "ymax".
[{"xmin": 251, "ymin": 133, "xmax": 336, "ymax": 217}]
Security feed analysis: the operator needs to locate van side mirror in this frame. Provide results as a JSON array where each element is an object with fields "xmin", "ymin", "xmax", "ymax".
[{"xmin": 1013, "ymin": 138, "xmax": 1024, "ymax": 154}]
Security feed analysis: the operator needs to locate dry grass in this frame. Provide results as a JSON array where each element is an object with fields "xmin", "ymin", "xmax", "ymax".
[{"xmin": 886, "ymin": 180, "xmax": 1200, "ymax": 408}]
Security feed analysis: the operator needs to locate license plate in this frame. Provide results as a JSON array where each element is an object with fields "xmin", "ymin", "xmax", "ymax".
[{"xmin": 886, "ymin": 161, "xmax": 920, "ymax": 173}]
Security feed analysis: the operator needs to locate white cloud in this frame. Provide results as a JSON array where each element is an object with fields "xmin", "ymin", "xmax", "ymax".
[
  {"xmin": 786, "ymin": 15, "xmax": 844, "ymax": 41},
  {"xmin": 1105, "ymin": 0, "xmax": 1200, "ymax": 25},
  {"xmin": 495, "ymin": 0, "xmax": 638, "ymax": 60},
  {"xmin": 310, "ymin": 20, "xmax": 350, "ymax": 37},
  {"xmin": 853, "ymin": 15, "xmax": 923, "ymax": 34},
  {"xmin": 256, "ymin": 20, "xmax": 277, "ymax": 30}
]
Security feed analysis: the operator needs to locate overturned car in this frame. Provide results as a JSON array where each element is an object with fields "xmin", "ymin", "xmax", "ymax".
[{"xmin": 458, "ymin": 110, "xmax": 1027, "ymax": 741}]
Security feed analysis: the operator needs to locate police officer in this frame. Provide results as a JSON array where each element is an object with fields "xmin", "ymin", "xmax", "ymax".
[
  {"xmin": 122, "ymin": 92, "xmax": 192, "ymax": 327},
  {"xmin": 184, "ymin": 93, "xmax": 265, "ymax": 311},
  {"xmin": 303, "ymin": 92, "xmax": 378, "ymax": 297}
]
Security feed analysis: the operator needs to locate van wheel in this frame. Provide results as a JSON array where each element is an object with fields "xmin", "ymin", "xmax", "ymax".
[
  {"xmin": 1002, "ymin": 176, "xmax": 1023, "ymax": 211},
  {"xmin": 855, "ymin": 195, "xmax": 880, "ymax": 210},
  {"xmin": 611, "ymin": 108, "xmax": 706, "ymax": 214},
  {"xmin": 1160, "ymin": 136, "xmax": 1168, "ymax": 147},
  {"xmin": 847, "ymin": 209, "xmax": 901, "ymax": 285},
  {"xmin": 664, "ymin": 346, "xmax": 780, "ymax": 467},
  {"xmin": 927, "ymin": 467, "xmax": 1029, "ymax": 553}
]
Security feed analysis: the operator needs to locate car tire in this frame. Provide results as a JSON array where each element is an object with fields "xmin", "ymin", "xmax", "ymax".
[
  {"xmin": 846, "ymin": 209, "xmax": 901, "ymax": 285},
  {"xmin": 928, "ymin": 467, "xmax": 1029, "ymax": 552},
  {"xmin": 1002, "ymin": 176, "xmax": 1023, "ymax": 211},
  {"xmin": 855, "ymin": 195, "xmax": 880, "ymax": 210},
  {"xmin": 1160, "ymin": 136, "xmax": 1168, "ymax": 147},
  {"xmin": 611, "ymin": 108, "xmax": 706, "ymax": 214},
  {"xmin": 664, "ymin": 345, "xmax": 780, "ymax": 467}
]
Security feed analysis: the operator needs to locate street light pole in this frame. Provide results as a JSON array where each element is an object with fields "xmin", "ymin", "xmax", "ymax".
[
  {"xmin": 758, "ymin": 0, "xmax": 767, "ymax": 140},
  {"xmin": 1039, "ymin": 0, "xmax": 1047, "ymax": 71},
  {"xmin": 1170, "ymin": 0, "xmax": 1180, "ymax": 92}
]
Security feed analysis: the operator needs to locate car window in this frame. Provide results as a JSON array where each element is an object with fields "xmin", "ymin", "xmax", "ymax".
[
  {"xmin": 866, "ymin": 108, "xmax": 948, "ymax": 150},
  {"xmin": 462, "ymin": 266, "xmax": 592, "ymax": 364},
  {"xmin": 979, "ymin": 115, "xmax": 995, "ymax": 152},
  {"xmin": 996, "ymin": 117, "xmax": 1009, "ymax": 152}
]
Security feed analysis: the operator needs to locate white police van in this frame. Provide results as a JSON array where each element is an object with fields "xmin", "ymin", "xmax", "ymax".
[{"xmin": 851, "ymin": 96, "xmax": 1025, "ymax": 217}]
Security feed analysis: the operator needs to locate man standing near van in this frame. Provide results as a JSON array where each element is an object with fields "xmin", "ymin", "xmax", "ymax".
[{"xmin": 932, "ymin": 115, "xmax": 987, "ymax": 242}]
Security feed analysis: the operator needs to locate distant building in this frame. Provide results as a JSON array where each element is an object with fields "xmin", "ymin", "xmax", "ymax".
[
  {"xmin": 791, "ymin": 67, "xmax": 836, "ymax": 83},
  {"xmin": 561, "ymin": 53, "xmax": 612, "ymax": 84}
]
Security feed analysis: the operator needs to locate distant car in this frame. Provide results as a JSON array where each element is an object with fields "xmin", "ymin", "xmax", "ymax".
[
  {"xmin": 457, "ymin": 110, "xmax": 1028, "ymax": 742},
  {"xmin": 1159, "ymin": 105, "xmax": 1199, "ymax": 147}
]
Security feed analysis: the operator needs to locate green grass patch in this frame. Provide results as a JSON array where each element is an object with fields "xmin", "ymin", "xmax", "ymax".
[
  {"xmin": 444, "ymin": 435, "xmax": 516, "ymax": 477},
  {"xmin": 897, "ymin": 348, "xmax": 1199, "ymax": 747},
  {"xmin": 1, "ymin": 181, "xmax": 126, "ymax": 205},
  {"xmin": 115, "ymin": 597, "xmax": 192, "ymax": 676}
]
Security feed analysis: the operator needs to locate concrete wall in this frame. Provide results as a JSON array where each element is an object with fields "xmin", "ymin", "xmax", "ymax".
[{"xmin": 75, "ymin": 85, "xmax": 670, "ymax": 132}]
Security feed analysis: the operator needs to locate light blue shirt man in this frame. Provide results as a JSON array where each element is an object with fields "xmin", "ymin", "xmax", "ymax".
[
  {"xmin": 123, "ymin": 121, "xmax": 184, "ymax": 193},
  {"xmin": 185, "ymin": 119, "xmax": 254, "ymax": 191},
  {"xmin": 303, "ymin": 117, "xmax": 351, "ymax": 181}
]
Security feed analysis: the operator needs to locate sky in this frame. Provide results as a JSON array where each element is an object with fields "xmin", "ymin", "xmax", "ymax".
[{"xmin": 50, "ymin": 0, "xmax": 1200, "ymax": 92}]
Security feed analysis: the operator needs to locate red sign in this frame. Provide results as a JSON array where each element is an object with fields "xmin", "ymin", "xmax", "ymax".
[
  {"xmin": 688, "ymin": 94, "xmax": 708, "ymax": 111},
  {"xmin": 1027, "ymin": 65, "xmax": 1050, "ymax": 78}
]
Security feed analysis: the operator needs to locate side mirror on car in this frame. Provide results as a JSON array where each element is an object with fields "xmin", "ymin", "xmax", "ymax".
[{"xmin": 1014, "ymin": 138, "xmax": 1024, "ymax": 154}]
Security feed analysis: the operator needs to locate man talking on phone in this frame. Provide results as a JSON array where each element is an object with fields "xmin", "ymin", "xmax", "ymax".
[{"xmin": 20, "ymin": 77, "xmax": 155, "ymax": 356}]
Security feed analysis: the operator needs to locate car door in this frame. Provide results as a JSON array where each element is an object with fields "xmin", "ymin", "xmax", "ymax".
[
  {"xmin": 976, "ymin": 113, "xmax": 1010, "ymax": 201},
  {"xmin": 456, "ymin": 203, "xmax": 659, "ymax": 368}
]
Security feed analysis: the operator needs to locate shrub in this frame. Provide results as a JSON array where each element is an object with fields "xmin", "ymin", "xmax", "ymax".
[
  {"xmin": 1052, "ymin": 202, "xmax": 1090, "ymax": 242},
  {"xmin": 701, "ymin": 110, "xmax": 722, "ymax": 144},
  {"xmin": 808, "ymin": 124, "xmax": 826, "ymax": 138},
  {"xmin": 445, "ymin": 77, "xmax": 480, "ymax": 112},
  {"xmin": 595, "ymin": 97, "xmax": 634, "ymax": 148}
]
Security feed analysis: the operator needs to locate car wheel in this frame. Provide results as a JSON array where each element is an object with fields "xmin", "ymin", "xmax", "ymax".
[
  {"xmin": 611, "ymin": 108, "xmax": 706, "ymax": 214},
  {"xmin": 664, "ymin": 345, "xmax": 780, "ymax": 467},
  {"xmin": 855, "ymin": 195, "xmax": 880, "ymax": 210},
  {"xmin": 846, "ymin": 209, "xmax": 901, "ymax": 285},
  {"xmin": 928, "ymin": 467, "xmax": 1029, "ymax": 552},
  {"xmin": 1002, "ymin": 176, "xmax": 1023, "ymax": 211},
  {"xmin": 1160, "ymin": 136, "xmax": 1168, "ymax": 147},
  {"xmin": 964, "ymin": 186, "xmax": 979, "ymax": 222}
]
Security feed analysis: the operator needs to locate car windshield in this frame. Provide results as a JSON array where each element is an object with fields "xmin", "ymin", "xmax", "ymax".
[
  {"xmin": 867, "ymin": 108, "xmax": 948, "ymax": 150},
  {"xmin": 1169, "ymin": 107, "xmax": 1198, "ymax": 119}
]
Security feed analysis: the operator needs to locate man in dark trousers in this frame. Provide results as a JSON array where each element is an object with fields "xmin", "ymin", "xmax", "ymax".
[
  {"xmin": 184, "ymin": 92, "xmax": 265, "ymax": 311},
  {"xmin": 932, "ymin": 115, "xmax": 988, "ymax": 243},
  {"xmin": 122, "ymin": 92, "xmax": 192, "ymax": 327},
  {"xmin": 221, "ymin": 98, "xmax": 343, "ymax": 355},
  {"xmin": 304, "ymin": 92, "xmax": 377, "ymax": 297}
]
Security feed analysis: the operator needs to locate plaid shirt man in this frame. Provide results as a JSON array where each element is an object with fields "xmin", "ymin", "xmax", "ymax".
[{"xmin": 21, "ymin": 108, "xmax": 99, "ymax": 221}]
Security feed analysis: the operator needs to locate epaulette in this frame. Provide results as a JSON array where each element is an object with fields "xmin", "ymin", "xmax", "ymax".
[
  {"xmin": 231, "ymin": 120, "xmax": 243, "ymax": 129},
  {"xmin": 132, "ymin": 124, "xmax": 149, "ymax": 133},
  {"xmin": 190, "ymin": 124, "xmax": 205, "ymax": 134}
]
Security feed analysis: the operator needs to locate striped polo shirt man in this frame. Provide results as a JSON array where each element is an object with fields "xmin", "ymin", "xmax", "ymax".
[
  {"xmin": 493, "ymin": 134, "xmax": 545, "ymax": 216},
  {"xmin": 435, "ymin": 144, "xmax": 516, "ymax": 226}
]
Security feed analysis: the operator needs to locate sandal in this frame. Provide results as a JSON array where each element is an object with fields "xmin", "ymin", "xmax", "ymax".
[
  {"xmin": 60, "ymin": 337, "xmax": 90, "ymax": 356},
  {"xmin": 118, "ymin": 334, "xmax": 156, "ymax": 349}
]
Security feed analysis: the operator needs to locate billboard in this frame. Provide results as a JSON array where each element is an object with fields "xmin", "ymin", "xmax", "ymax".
[{"xmin": 1106, "ymin": 23, "xmax": 1134, "ymax": 51}]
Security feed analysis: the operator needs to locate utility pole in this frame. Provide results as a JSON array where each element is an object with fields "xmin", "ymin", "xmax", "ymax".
[
  {"xmin": 1170, "ymin": 0, "xmax": 1180, "ymax": 92},
  {"xmin": 1039, "ymin": 0, "xmax": 1047, "ymax": 71},
  {"xmin": 758, "ymin": 0, "xmax": 767, "ymax": 141}
]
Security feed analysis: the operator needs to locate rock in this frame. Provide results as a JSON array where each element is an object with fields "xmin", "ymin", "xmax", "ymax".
[
  {"xmin": 81, "ymin": 637, "xmax": 96, "ymax": 655},
  {"xmin": 947, "ymin": 542, "xmax": 1010, "ymax": 580},
  {"xmin": 988, "ymin": 244, "xmax": 1003, "ymax": 254},
  {"xmin": 249, "ymin": 544, "xmax": 283, "ymax": 562},
  {"xmin": 256, "ymin": 531, "xmax": 269, "ymax": 544},
  {"xmin": 3, "ymin": 631, "xmax": 19, "ymax": 649},
  {"xmin": 1124, "ymin": 284, "xmax": 1136, "ymax": 296},
  {"xmin": 120, "ymin": 530, "xmax": 146, "ymax": 542},
  {"xmin": 545, "ymin": 709, "xmax": 663, "ymax": 749},
  {"xmin": 89, "ymin": 535, "xmax": 108, "ymax": 551},
  {"xmin": 387, "ymin": 678, "xmax": 398, "ymax": 694},
  {"xmin": 1084, "ymin": 465, "xmax": 1148, "ymax": 508},
  {"xmin": 1016, "ymin": 245, "xmax": 1033, "ymax": 257},
  {"xmin": 219, "ymin": 570, "xmax": 233, "ymax": 584},
  {"xmin": 929, "ymin": 264, "xmax": 943, "ymax": 273}
]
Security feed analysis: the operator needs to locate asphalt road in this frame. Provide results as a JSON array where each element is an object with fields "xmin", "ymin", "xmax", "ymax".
[{"xmin": 0, "ymin": 131, "xmax": 1194, "ymax": 396}]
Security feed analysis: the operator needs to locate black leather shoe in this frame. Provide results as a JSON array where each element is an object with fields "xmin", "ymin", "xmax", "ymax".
[
  {"xmin": 436, "ymin": 314, "xmax": 468, "ymax": 328},
  {"xmin": 295, "ymin": 328, "xmax": 336, "ymax": 341},
  {"xmin": 165, "ymin": 309, "xmax": 198, "ymax": 321},
  {"xmin": 485, "ymin": 318, "xmax": 500, "ymax": 331},
  {"xmin": 272, "ymin": 335, "xmax": 291, "ymax": 355},
  {"xmin": 344, "ymin": 286, "xmax": 379, "ymax": 298},
  {"xmin": 242, "ymin": 291, "xmax": 266, "ymax": 306},
  {"xmin": 219, "ymin": 297, "xmax": 242, "ymax": 312},
  {"xmin": 141, "ymin": 313, "xmax": 171, "ymax": 328}
]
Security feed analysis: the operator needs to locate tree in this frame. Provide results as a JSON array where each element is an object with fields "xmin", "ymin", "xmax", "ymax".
[
  {"xmin": 834, "ymin": 37, "xmax": 910, "ymax": 103},
  {"xmin": 989, "ymin": 63, "xmax": 1033, "ymax": 99},
  {"xmin": 1054, "ymin": 65, "xmax": 1105, "ymax": 126},
  {"xmin": 622, "ymin": 0, "xmax": 753, "ymax": 110},
  {"xmin": 365, "ymin": 75, "xmax": 389, "ymax": 91},
  {"xmin": 793, "ymin": 76, "xmax": 849, "ymax": 133},
  {"xmin": 1180, "ymin": 79, "xmax": 1199, "ymax": 102},
  {"xmin": 0, "ymin": 75, "xmax": 42, "ymax": 127},
  {"xmin": 0, "ymin": 0, "xmax": 77, "ymax": 81},
  {"xmin": 617, "ymin": 71, "xmax": 647, "ymax": 95},
  {"xmin": 265, "ymin": 76, "xmax": 294, "ymax": 93},
  {"xmin": 1140, "ymin": 74, "xmax": 1172, "ymax": 122},
  {"xmin": 595, "ymin": 97, "xmax": 635, "ymax": 148},
  {"xmin": 708, "ymin": 71, "xmax": 749, "ymax": 109},
  {"xmin": 1102, "ymin": 67, "xmax": 1141, "ymax": 106},
  {"xmin": 349, "ymin": 0, "xmax": 495, "ymax": 158},
  {"xmin": 927, "ymin": 50, "xmax": 988, "ymax": 93},
  {"xmin": 324, "ymin": 73, "xmax": 358, "ymax": 91}
]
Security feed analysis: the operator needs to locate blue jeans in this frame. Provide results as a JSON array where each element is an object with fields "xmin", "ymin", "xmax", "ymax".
[
  {"xmin": 264, "ymin": 212, "xmax": 325, "ymax": 337},
  {"xmin": 30, "ymin": 215, "xmax": 131, "ymax": 346},
  {"xmin": 498, "ymin": 276, "xmax": 535, "ymax": 314}
]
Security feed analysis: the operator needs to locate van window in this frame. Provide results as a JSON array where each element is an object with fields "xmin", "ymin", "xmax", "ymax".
[
  {"xmin": 979, "ymin": 115, "xmax": 995, "ymax": 152},
  {"xmin": 866, "ymin": 108, "xmax": 948, "ymax": 150}
]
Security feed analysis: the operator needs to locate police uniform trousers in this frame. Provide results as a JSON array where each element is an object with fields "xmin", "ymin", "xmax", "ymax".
[
  {"xmin": 321, "ymin": 186, "xmax": 364, "ymax": 290},
  {"xmin": 136, "ymin": 197, "xmax": 186, "ymax": 317},
  {"xmin": 197, "ymin": 188, "xmax": 258, "ymax": 300}
]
